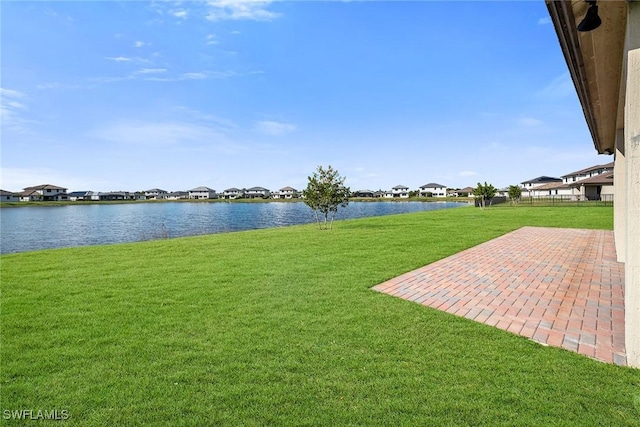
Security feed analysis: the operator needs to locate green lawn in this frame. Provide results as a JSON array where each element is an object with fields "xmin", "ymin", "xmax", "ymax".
[{"xmin": 1, "ymin": 206, "xmax": 639, "ymax": 426}]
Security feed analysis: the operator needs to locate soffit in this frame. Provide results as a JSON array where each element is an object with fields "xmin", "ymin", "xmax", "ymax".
[{"xmin": 546, "ymin": 0, "xmax": 627, "ymax": 154}]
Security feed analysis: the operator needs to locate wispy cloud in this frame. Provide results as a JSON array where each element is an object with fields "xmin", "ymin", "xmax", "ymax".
[
  {"xmin": 1, "ymin": 88, "xmax": 26, "ymax": 99},
  {"xmin": 129, "ymin": 70, "xmax": 239, "ymax": 82},
  {"xmin": 0, "ymin": 87, "xmax": 35, "ymax": 133},
  {"xmin": 171, "ymin": 9, "xmax": 188, "ymax": 19},
  {"xmin": 205, "ymin": 0, "xmax": 280, "ymax": 21},
  {"xmin": 538, "ymin": 16, "xmax": 552, "ymax": 25},
  {"xmin": 134, "ymin": 68, "xmax": 168, "ymax": 75},
  {"xmin": 536, "ymin": 72, "xmax": 575, "ymax": 99},
  {"xmin": 254, "ymin": 120, "xmax": 297, "ymax": 136},
  {"xmin": 90, "ymin": 120, "xmax": 244, "ymax": 154},
  {"xmin": 133, "ymin": 41, "xmax": 148, "ymax": 48},
  {"xmin": 182, "ymin": 72, "xmax": 207, "ymax": 80},
  {"xmin": 174, "ymin": 106, "xmax": 239, "ymax": 131},
  {"xmin": 106, "ymin": 56, "xmax": 132, "ymax": 62},
  {"xmin": 518, "ymin": 117, "xmax": 544, "ymax": 127},
  {"xmin": 206, "ymin": 34, "xmax": 219, "ymax": 45}
]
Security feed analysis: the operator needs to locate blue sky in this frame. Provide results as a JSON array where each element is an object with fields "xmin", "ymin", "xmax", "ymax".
[{"xmin": 1, "ymin": 0, "xmax": 608, "ymax": 193}]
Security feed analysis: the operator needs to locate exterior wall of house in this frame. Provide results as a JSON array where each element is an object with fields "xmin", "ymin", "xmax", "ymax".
[
  {"xmin": 422, "ymin": 186, "xmax": 446, "ymax": 197},
  {"xmin": 600, "ymin": 185, "xmax": 615, "ymax": 197},
  {"xmin": 529, "ymin": 188, "xmax": 568, "ymax": 197},
  {"xmin": 223, "ymin": 190, "xmax": 243, "ymax": 199},
  {"xmin": 426, "ymin": 187, "xmax": 447, "ymax": 197},
  {"xmin": 615, "ymin": 130, "xmax": 626, "ymax": 263},
  {"xmin": 145, "ymin": 191, "xmax": 168, "ymax": 199},
  {"xmin": 624, "ymin": 4, "xmax": 640, "ymax": 367},
  {"xmin": 392, "ymin": 188, "xmax": 409, "ymax": 198},
  {"xmin": 189, "ymin": 191, "xmax": 216, "ymax": 199}
]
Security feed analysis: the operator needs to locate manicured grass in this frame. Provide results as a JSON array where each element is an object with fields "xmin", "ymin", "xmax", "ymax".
[{"xmin": 1, "ymin": 206, "xmax": 638, "ymax": 426}]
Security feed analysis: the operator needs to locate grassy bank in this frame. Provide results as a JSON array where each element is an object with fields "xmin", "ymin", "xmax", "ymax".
[{"xmin": 1, "ymin": 206, "xmax": 638, "ymax": 426}]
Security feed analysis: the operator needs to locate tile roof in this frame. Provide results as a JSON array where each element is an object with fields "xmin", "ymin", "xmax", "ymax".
[
  {"xmin": 568, "ymin": 170, "xmax": 614, "ymax": 187},
  {"xmin": 562, "ymin": 162, "xmax": 614, "ymax": 177},
  {"xmin": 23, "ymin": 184, "xmax": 67, "ymax": 191},
  {"xmin": 521, "ymin": 176, "xmax": 562, "ymax": 184},
  {"xmin": 529, "ymin": 182, "xmax": 572, "ymax": 191}
]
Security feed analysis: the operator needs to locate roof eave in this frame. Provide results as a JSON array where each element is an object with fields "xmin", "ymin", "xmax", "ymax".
[{"xmin": 545, "ymin": 0, "xmax": 627, "ymax": 155}]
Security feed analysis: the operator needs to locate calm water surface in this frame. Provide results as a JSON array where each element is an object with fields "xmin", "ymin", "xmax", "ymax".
[{"xmin": 0, "ymin": 201, "xmax": 468, "ymax": 254}]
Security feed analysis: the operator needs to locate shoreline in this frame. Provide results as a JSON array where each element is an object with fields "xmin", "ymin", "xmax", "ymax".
[{"xmin": 0, "ymin": 197, "xmax": 473, "ymax": 208}]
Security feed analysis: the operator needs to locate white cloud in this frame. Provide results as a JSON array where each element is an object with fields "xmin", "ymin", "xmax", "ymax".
[
  {"xmin": 538, "ymin": 16, "xmax": 552, "ymax": 25},
  {"xmin": 174, "ymin": 106, "xmax": 238, "ymax": 131},
  {"xmin": 134, "ymin": 68, "xmax": 168, "ymax": 75},
  {"xmin": 206, "ymin": 34, "xmax": 219, "ymax": 45},
  {"xmin": 5, "ymin": 101, "xmax": 26, "ymax": 109},
  {"xmin": 518, "ymin": 117, "xmax": 544, "ymax": 127},
  {"xmin": 106, "ymin": 56, "xmax": 132, "ymax": 62},
  {"xmin": 139, "ymin": 70, "xmax": 238, "ymax": 82},
  {"xmin": 205, "ymin": 0, "xmax": 280, "ymax": 21},
  {"xmin": 1, "ymin": 88, "xmax": 26, "ymax": 99},
  {"xmin": 172, "ymin": 9, "xmax": 188, "ymax": 19},
  {"xmin": 89, "ymin": 120, "xmax": 244, "ymax": 154},
  {"xmin": 254, "ymin": 120, "xmax": 296, "ymax": 136},
  {"xmin": 0, "ymin": 87, "xmax": 35, "ymax": 133},
  {"xmin": 182, "ymin": 72, "xmax": 207, "ymax": 80},
  {"xmin": 536, "ymin": 72, "xmax": 576, "ymax": 99},
  {"xmin": 133, "ymin": 41, "xmax": 148, "ymax": 48}
]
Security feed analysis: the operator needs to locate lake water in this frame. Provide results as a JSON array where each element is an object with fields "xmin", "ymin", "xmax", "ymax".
[{"xmin": 0, "ymin": 201, "xmax": 468, "ymax": 254}]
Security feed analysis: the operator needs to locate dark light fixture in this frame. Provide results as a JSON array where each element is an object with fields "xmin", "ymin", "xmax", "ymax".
[{"xmin": 577, "ymin": 1, "xmax": 602, "ymax": 32}]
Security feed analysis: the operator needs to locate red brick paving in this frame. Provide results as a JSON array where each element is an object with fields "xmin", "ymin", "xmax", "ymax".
[{"xmin": 373, "ymin": 227, "xmax": 626, "ymax": 365}]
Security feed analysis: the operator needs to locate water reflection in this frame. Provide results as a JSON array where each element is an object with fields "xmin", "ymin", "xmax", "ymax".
[{"xmin": 0, "ymin": 201, "xmax": 467, "ymax": 254}]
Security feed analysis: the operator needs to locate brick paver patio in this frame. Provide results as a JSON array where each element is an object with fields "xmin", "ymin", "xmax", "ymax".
[{"xmin": 373, "ymin": 226, "xmax": 626, "ymax": 365}]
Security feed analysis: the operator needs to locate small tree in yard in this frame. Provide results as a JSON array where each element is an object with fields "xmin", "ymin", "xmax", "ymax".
[
  {"xmin": 473, "ymin": 181, "xmax": 497, "ymax": 209},
  {"xmin": 302, "ymin": 165, "xmax": 350, "ymax": 230},
  {"xmin": 508, "ymin": 185, "xmax": 522, "ymax": 205}
]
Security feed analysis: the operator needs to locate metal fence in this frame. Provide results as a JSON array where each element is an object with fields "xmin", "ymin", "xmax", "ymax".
[{"xmin": 512, "ymin": 194, "xmax": 613, "ymax": 207}]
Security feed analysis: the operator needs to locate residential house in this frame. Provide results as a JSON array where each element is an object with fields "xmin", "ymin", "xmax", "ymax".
[
  {"xmin": 22, "ymin": 184, "xmax": 68, "ymax": 201},
  {"xmin": 449, "ymin": 187, "xmax": 475, "ymax": 197},
  {"xmin": 520, "ymin": 176, "xmax": 562, "ymax": 196},
  {"xmin": 0, "ymin": 190, "xmax": 20, "ymax": 202},
  {"xmin": 245, "ymin": 187, "xmax": 271, "ymax": 199},
  {"xmin": 523, "ymin": 163, "xmax": 616, "ymax": 199},
  {"xmin": 222, "ymin": 188, "xmax": 245, "ymax": 199},
  {"xmin": 68, "ymin": 191, "xmax": 92, "ymax": 201},
  {"xmin": 96, "ymin": 192, "xmax": 136, "ymax": 201},
  {"xmin": 568, "ymin": 171, "xmax": 614, "ymax": 201},
  {"xmin": 19, "ymin": 190, "xmax": 41, "ymax": 202},
  {"xmin": 419, "ymin": 183, "xmax": 447, "ymax": 197},
  {"xmin": 521, "ymin": 176, "xmax": 562, "ymax": 190},
  {"xmin": 145, "ymin": 188, "xmax": 168, "ymax": 200},
  {"xmin": 189, "ymin": 186, "xmax": 218, "ymax": 199},
  {"xmin": 273, "ymin": 186, "xmax": 299, "ymax": 199},
  {"xmin": 167, "ymin": 191, "xmax": 188, "ymax": 200},
  {"xmin": 546, "ymin": 0, "xmax": 639, "ymax": 365},
  {"xmin": 562, "ymin": 162, "xmax": 614, "ymax": 184},
  {"xmin": 527, "ymin": 182, "xmax": 575, "ymax": 198},
  {"xmin": 386, "ymin": 185, "xmax": 409, "ymax": 198},
  {"xmin": 353, "ymin": 190, "xmax": 376, "ymax": 198}
]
